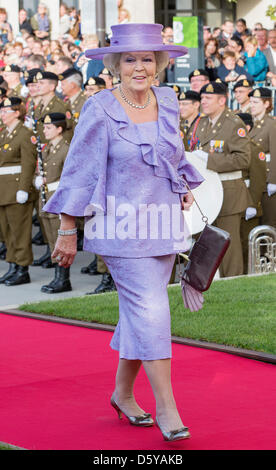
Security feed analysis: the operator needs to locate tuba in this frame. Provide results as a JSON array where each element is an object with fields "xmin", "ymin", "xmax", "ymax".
[{"xmin": 248, "ymin": 225, "xmax": 276, "ymax": 274}]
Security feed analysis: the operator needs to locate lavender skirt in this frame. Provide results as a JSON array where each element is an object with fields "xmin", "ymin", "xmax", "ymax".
[{"xmin": 102, "ymin": 254, "xmax": 176, "ymax": 361}]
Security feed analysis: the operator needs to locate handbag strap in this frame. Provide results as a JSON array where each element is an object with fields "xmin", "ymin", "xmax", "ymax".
[
  {"xmin": 178, "ymin": 179, "xmax": 208, "ymax": 278},
  {"xmin": 185, "ymin": 180, "xmax": 208, "ymax": 225}
]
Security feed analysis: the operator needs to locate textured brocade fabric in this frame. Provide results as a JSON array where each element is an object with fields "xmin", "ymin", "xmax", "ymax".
[
  {"xmin": 103, "ymin": 254, "xmax": 176, "ymax": 360},
  {"xmin": 43, "ymin": 86, "xmax": 204, "ymax": 257}
]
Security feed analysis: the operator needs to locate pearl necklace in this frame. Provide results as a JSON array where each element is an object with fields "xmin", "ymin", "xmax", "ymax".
[{"xmin": 119, "ymin": 85, "xmax": 151, "ymax": 109}]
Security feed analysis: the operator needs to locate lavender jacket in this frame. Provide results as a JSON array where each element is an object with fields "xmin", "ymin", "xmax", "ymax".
[{"xmin": 43, "ymin": 86, "xmax": 203, "ymax": 257}]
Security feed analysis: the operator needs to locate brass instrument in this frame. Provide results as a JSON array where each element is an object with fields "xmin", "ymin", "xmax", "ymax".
[{"xmin": 248, "ymin": 225, "xmax": 276, "ymax": 274}]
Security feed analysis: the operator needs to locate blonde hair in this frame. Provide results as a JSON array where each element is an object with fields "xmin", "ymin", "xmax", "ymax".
[
  {"xmin": 244, "ymin": 36, "xmax": 258, "ymax": 47},
  {"xmin": 103, "ymin": 51, "xmax": 169, "ymax": 78}
]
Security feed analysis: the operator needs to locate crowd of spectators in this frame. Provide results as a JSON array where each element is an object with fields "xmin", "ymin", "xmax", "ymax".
[
  {"xmin": 1, "ymin": 3, "xmax": 276, "ymax": 92},
  {"xmin": 0, "ymin": 1, "xmax": 133, "ymax": 87},
  {"xmin": 203, "ymin": 18, "xmax": 276, "ymax": 87}
]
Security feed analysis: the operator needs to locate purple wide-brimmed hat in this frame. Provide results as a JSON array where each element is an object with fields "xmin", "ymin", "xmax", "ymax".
[{"xmin": 85, "ymin": 23, "xmax": 188, "ymax": 59}]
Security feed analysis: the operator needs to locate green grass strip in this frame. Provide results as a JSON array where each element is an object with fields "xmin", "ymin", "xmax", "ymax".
[{"xmin": 19, "ymin": 274, "xmax": 276, "ymax": 355}]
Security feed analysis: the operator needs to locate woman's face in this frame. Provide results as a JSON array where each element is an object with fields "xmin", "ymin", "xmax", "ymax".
[
  {"xmin": 206, "ymin": 41, "xmax": 216, "ymax": 55},
  {"xmin": 245, "ymin": 42, "xmax": 257, "ymax": 56},
  {"xmin": 119, "ymin": 51, "xmax": 157, "ymax": 94},
  {"xmin": 250, "ymin": 97, "xmax": 267, "ymax": 117},
  {"xmin": 43, "ymin": 123, "xmax": 61, "ymax": 141},
  {"xmin": 0, "ymin": 107, "xmax": 19, "ymax": 126}
]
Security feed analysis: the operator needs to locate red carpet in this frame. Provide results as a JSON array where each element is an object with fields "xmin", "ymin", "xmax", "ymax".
[{"xmin": 0, "ymin": 312, "xmax": 275, "ymax": 450}]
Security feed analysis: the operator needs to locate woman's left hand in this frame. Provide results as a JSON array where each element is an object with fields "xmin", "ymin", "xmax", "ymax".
[{"xmin": 181, "ymin": 190, "xmax": 194, "ymax": 211}]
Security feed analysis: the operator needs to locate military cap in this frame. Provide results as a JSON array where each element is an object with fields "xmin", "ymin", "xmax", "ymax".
[
  {"xmin": 41, "ymin": 112, "xmax": 66, "ymax": 125},
  {"xmin": 3, "ymin": 64, "xmax": 21, "ymax": 73},
  {"xmin": 248, "ymin": 87, "xmax": 272, "ymax": 98},
  {"xmin": 236, "ymin": 112, "xmax": 253, "ymax": 130},
  {"xmin": 24, "ymin": 68, "xmax": 43, "ymax": 85},
  {"xmin": 178, "ymin": 90, "xmax": 201, "ymax": 102},
  {"xmin": 84, "ymin": 76, "xmax": 106, "ymax": 88},
  {"xmin": 35, "ymin": 70, "xmax": 59, "ymax": 81},
  {"xmin": 233, "ymin": 79, "xmax": 254, "ymax": 90},
  {"xmin": 171, "ymin": 84, "xmax": 181, "ymax": 94},
  {"xmin": 100, "ymin": 67, "xmax": 112, "ymax": 76},
  {"xmin": 0, "ymin": 87, "xmax": 6, "ymax": 97},
  {"xmin": 189, "ymin": 68, "xmax": 209, "ymax": 81},
  {"xmin": 58, "ymin": 67, "xmax": 83, "ymax": 81},
  {"xmin": 0, "ymin": 97, "xmax": 22, "ymax": 107},
  {"xmin": 214, "ymin": 78, "xmax": 228, "ymax": 87},
  {"xmin": 200, "ymin": 81, "xmax": 227, "ymax": 96}
]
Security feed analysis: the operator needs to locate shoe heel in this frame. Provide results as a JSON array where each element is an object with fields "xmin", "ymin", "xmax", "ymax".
[
  {"xmin": 155, "ymin": 417, "xmax": 190, "ymax": 442},
  {"xmin": 110, "ymin": 397, "xmax": 122, "ymax": 419}
]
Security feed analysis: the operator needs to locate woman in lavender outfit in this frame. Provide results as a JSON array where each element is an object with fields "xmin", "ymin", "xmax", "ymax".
[{"xmin": 43, "ymin": 23, "xmax": 203, "ymax": 442}]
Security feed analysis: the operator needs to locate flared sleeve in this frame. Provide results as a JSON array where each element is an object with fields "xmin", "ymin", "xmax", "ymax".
[{"xmin": 43, "ymin": 97, "xmax": 108, "ymax": 217}]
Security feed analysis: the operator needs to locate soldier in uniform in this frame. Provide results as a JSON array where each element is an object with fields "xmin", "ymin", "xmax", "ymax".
[
  {"xmin": 170, "ymin": 84, "xmax": 181, "ymax": 99},
  {"xmin": 189, "ymin": 69, "xmax": 210, "ymax": 93},
  {"xmin": 0, "ymin": 87, "xmax": 7, "ymax": 259},
  {"xmin": 0, "ymin": 97, "xmax": 37, "ymax": 285},
  {"xmin": 237, "ymin": 112, "xmax": 267, "ymax": 273},
  {"xmin": 31, "ymin": 70, "xmax": 73, "ymax": 143},
  {"xmin": 99, "ymin": 67, "xmax": 113, "ymax": 89},
  {"xmin": 178, "ymin": 90, "xmax": 201, "ymax": 151},
  {"xmin": 248, "ymin": 87, "xmax": 276, "ymax": 228},
  {"xmin": 84, "ymin": 76, "xmax": 106, "ymax": 98},
  {"xmin": 24, "ymin": 68, "xmax": 44, "ymax": 129},
  {"xmin": 82, "ymin": 254, "xmax": 117, "ymax": 295},
  {"xmin": 233, "ymin": 79, "xmax": 254, "ymax": 114},
  {"xmin": 2, "ymin": 65, "xmax": 28, "ymax": 101},
  {"xmin": 59, "ymin": 67, "xmax": 87, "ymax": 130},
  {"xmin": 59, "ymin": 67, "xmax": 87, "ymax": 250},
  {"xmin": 194, "ymin": 81, "xmax": 251, "ymax": 277},
  {"xmin": 35, "ymin": 112, "xmax": 72, "ymax": 293}
]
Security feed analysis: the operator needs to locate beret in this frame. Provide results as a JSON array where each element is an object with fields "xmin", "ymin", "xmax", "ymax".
[
  {"xmin": 200, "ymin": 81, "xmax": 227, "ymax": 96},
  {"xmin": 189, "ymin": 68, "xmax": 209, "ymax": 81},
  {"xmin": 58, "ymin": 67, "xmax": 83, "ymax": 81},
  {"xmin": 3, "ymin": 64, "xmax": 21, "ymax": 73},
  {"xmin": 42, "ymin": 112, "xmax": 66, "ymax": 124},
  {"xmin": 233, "ymin": 79, "xmax": 254, "ymax": 90},
  {"xmin": 100, "ymin": 67, "xmax": 112, "ymax": 76},
  {"xmin": 178, "ymin": 90, "xmax": 201, "ymax": 101},
  {"xmin": 84, "ymin": 76, "xmax": 106, "ymax": 88},
  {"xmin": 0, "ymin": 96, "xmax": 22, "ymax": 107},
  {"xmin": 24, "ymin": 68, "xmax": 43, "ymax": 84},
  {"xmin": 36, "ymin": 70, "xmax": 59, "ymax": 81},
  {"xmin": 248, "ymin": 87, "xmax": 272, "ymax": 98},
  {"xmin": 171, "ymin": 84, "xmax": 181, "ymax": 94}
]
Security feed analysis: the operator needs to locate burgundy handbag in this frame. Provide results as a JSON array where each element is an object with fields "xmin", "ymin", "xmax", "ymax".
[{"xmin": 179, "ymin": 186, "xmax": 231, "ymax": 312}]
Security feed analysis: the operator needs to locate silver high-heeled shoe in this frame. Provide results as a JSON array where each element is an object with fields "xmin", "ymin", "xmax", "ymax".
[
  {"xmin": 110, "ymin": 397, "xmax": 154, "ymax": 427},
  {"xmin": 155, "ymin": 417, "xmax": 191, "ymax": 441}
]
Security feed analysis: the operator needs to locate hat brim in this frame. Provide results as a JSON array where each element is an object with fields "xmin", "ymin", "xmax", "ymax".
[{"xmin": 85, "ymin": 44, "xmax": 188, "ymax": 60}]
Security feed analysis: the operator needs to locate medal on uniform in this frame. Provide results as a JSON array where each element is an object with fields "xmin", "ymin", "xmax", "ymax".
[
  {"xmin": 3, "ymin": 144, "xmax": 9, "ymax": 152},
  {"xmin": 210, "ymin": 140, "xmax": 215, "ymax": 153}
]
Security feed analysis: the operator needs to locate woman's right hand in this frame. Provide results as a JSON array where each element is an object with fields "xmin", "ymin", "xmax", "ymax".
[{"xmin": 52, "ymin": 234, "xmax": 77, "ymax": 268}]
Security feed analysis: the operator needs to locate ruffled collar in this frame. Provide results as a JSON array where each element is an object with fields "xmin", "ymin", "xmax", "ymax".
[{"xmin": 93, "ymin": 87, "xmax": 188, "ymax": 192}]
